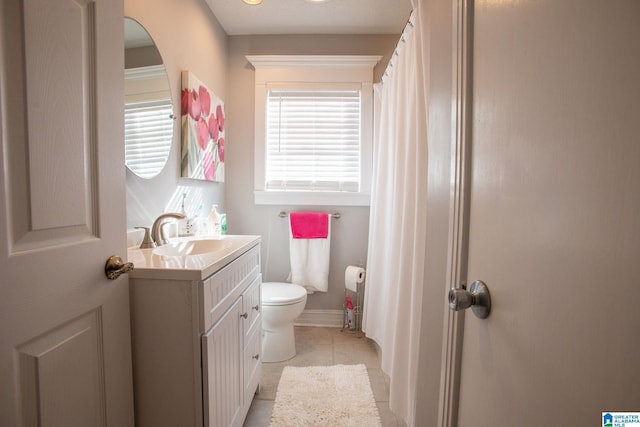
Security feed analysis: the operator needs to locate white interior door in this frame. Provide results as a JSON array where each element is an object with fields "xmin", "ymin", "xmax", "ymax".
[
  {"xmin": 453, "ymin": 0, "xmax": 640, "ymax": 425},
  {"xmin": 0, "ymin": 0, "xmax": 134, "ymax": 426}
]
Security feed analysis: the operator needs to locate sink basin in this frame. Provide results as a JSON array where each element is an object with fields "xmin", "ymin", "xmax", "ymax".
[{"xmin": 153, "ymin": 239, "xmax": 232, "ymax": 257}]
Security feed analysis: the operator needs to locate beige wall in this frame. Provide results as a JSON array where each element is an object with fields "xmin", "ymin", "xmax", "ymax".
[
  {"xmin": 124, "ymin": 0, "xmax": 228, "ymax": 229},
  {"xmin": 226, "ymin": 35, "xmax": 398, "ymax": 311}
]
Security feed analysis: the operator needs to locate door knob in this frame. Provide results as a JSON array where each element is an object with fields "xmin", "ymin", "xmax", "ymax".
[
  {"xmin": 105, "ymin": 255, "xmax": 134, "ymax": 280},
  {"xmin": 448, "ymin": 280, "xmax": 491, "ymax": 319}
]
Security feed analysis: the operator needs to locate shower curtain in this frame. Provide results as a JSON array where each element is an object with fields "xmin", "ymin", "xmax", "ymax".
[{"xmin": 362, "ymin": 2, "xmax": 429, "ymax": 425}]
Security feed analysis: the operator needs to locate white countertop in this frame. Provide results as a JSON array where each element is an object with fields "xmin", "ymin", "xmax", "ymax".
[{"xmin": 127, "ymin": 235, "xmax": 261, "ymax": 281}]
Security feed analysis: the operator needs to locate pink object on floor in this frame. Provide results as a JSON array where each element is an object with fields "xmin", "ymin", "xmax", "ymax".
[{"xmin": 289, "ymin": 212, "xmax": 329, "ymax": 239}]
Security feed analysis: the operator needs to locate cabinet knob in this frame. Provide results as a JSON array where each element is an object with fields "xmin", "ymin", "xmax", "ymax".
[
  {"xmin": 240, "ymin": 312, "xmax": 248, "ymax": 319},
  {"xmin": 253, "ymin": 354, "xmax": 260, "ymax": 360},
  {"xmin": 252, "ymin": 305, "xmax": 260, "ymax": 311}
]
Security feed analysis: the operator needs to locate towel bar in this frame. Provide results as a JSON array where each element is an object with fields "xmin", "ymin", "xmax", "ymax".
[{"xmin": 278, "ymin": 211, "xmax": 340, "ymax": 219}]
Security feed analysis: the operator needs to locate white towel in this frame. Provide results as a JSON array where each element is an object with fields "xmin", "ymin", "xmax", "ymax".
[{"xmin": 288, "ymin": 215, "xmax": 331, "ymax": 293}]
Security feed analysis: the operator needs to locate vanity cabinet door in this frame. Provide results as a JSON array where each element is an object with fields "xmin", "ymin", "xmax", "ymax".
[
  {"xmin": 243, "ymin": 326, "xmax": 262, "ymax": 406},
  {"xmin": 241, "ymin": 275, "xmax": 262, "ymax": 408},
  {"xmin": 202, "ymin": 297, "xmax": 244, "ymax": 427},
  {"xmin": 242, "ymin": 274, "xmax": 262, "ymax": 339}
]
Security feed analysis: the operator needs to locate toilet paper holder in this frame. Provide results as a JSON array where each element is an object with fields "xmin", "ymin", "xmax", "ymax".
[{"xmin": 343, "ymin": 265, "xmax": 366, "ymax": 334}]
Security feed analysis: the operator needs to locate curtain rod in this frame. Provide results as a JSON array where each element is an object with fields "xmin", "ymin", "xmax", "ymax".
[
  {"xmin": 381, "ymin": 10, "xmax": 416, "ymax": 83},
  {"xmin": 278, "ymin": 211, "xmax": 341, "ymax": 219}
]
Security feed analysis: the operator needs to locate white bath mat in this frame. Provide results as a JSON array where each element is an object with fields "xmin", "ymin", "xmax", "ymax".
[{"xmin": 270, "ymin": 364, "xmax": 382, "ymax": 427}]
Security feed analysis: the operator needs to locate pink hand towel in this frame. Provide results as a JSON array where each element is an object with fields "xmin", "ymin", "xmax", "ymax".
[{"xmin": 289, "ymin": 212, "xmax": 329, "ymax": 239}]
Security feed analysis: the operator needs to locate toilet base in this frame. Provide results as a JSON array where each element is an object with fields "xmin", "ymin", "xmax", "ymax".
[{"xmin": 262, "ymin": 324, "xmax": 296, "ymax": 363}]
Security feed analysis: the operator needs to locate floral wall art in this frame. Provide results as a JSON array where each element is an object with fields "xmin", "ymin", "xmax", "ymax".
[{"xmin": 181, "ymin": 71, "xmax": 225, "ymax": 182}]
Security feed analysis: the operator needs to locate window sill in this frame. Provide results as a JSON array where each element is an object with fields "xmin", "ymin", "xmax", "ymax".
[{"xmin": 254, "ymin": 191, "xmax": 370, "ymax": 207}]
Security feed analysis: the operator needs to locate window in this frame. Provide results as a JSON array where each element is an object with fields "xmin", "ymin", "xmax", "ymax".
[
  {"xmin": 248, "ymin": 55, "xmax": 381, "ymax": 206},
  {"xmin": 266, "ymin": 86, "xmax": 361, "ymax": 192}
]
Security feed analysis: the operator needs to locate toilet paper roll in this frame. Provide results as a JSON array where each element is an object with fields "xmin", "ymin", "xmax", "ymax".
[{"xmin": 345, "ymin": 265, "xmax": 366, "ymax": 292}]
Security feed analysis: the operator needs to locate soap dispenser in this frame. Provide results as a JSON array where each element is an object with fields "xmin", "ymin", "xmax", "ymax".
[
  {"xmin": 196, "ymin": 204, "xmax": 209, "ymax": 237},
  {"xmin": 209, "ymin": 205, "xmax": 222, "ymax": 237}
]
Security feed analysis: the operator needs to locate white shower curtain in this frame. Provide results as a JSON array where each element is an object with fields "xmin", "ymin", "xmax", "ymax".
[{"xmin": 362, "ymin": 2, "xmax": 429, "ymax": 425}]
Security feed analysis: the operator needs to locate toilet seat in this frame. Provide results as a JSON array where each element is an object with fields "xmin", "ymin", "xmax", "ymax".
[{"xmin": 262, "ymin": 282, "xmax": 307, "ymax": 306}]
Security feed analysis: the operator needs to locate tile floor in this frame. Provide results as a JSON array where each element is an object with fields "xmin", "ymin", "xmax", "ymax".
[{"xmin": 243, "ymin": 326, "xmax": 400, "ymax": 427}]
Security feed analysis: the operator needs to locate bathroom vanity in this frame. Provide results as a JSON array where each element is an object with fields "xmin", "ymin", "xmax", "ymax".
[{"xmin": 127, "ymin": 235, "xmax": 262, "ymax": 427}]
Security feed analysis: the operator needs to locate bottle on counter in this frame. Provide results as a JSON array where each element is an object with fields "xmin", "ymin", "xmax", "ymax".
[
  {"xmin": 209, "ymin": 205, "xmax": 222, "ymax": 237},
  {"xmin": 196, "ymin": 204, "xmax": 209, "ymax": 237},
  {"xmin": 220, "ymin": 213, "xmax": 227, "ymax": 235}
]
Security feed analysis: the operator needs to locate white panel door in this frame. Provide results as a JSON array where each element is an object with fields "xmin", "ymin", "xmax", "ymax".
[
  {"xmin": 455, "ymin": 0, "xmax": 640, "ymax": 425},
  {"xmin": 0, "ymin": 0, "xmax": 134, "ymax": 426}
]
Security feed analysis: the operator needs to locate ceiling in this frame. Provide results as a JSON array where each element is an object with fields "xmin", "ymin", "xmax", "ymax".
[{"xmin": 204, "ymin": 0, "xmax": 413, "ymax": 36}]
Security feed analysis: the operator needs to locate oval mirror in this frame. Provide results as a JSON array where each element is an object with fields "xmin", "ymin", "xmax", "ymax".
[{"xmin": 124, "ymin": 18, "xmax": 174, "ymax": 179}]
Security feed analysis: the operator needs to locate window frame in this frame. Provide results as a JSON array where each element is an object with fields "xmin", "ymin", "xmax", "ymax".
[{"xmin": 247, "ymin": 55, "xmax": 381, "ymax": 206}]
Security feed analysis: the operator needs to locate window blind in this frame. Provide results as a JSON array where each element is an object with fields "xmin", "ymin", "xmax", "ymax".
[
  {"xmin": 124, "ymin": 98, "xmax": 173, "ymax": 179},
  {"xmin": 265, "ymin": 89, "xmax": 361, "ymax": 192}
]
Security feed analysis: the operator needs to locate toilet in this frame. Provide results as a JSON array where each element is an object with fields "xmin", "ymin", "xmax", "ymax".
[{"xmin": 261, "ymin": 282, "xmax": 307, "ymax": 363}]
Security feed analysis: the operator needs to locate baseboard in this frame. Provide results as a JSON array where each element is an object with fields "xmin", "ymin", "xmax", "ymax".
[{"xmin": 294, "ymin": 309, "xmax": 344, "ymax": 328}]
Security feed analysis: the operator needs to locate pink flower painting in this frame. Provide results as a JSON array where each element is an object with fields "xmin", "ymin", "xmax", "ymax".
[{"xmin": 181, "ymin": 71, "xmax": 225, "ymax": 182}]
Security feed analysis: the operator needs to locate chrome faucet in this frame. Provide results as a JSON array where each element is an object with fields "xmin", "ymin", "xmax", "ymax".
[{"xmin": 151, "ymin": 212, "xmax": 186, "ymax": 246}]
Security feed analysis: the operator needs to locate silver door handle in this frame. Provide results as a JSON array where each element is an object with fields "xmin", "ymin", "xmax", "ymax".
[{"xmin": 448, "ymin": 280, "xmax": 491, "ymax": 319}]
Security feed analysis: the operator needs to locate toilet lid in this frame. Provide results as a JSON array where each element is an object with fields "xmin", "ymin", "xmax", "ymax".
[{"xmin": 261, "ymin": 282, "xmax": 307, "ymax": 306}]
